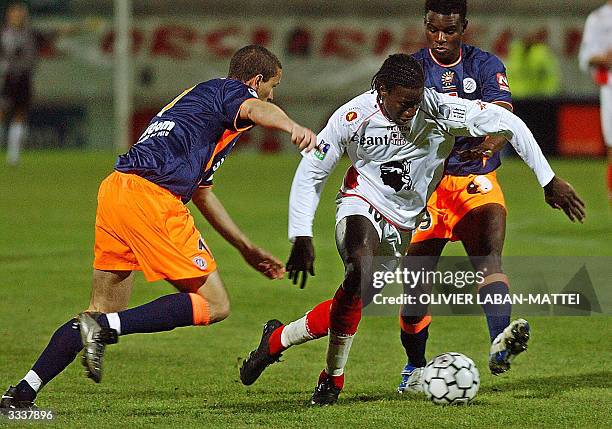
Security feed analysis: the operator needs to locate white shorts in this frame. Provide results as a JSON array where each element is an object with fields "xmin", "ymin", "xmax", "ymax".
[{"xmin": 335, "ymin": 195, "xmax": 412, "ymax": 257}]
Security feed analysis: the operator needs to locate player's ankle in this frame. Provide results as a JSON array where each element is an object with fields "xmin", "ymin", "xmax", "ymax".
[{"xmin": 268, "ymin": 325, "xmax": 286, "ymax": 356}]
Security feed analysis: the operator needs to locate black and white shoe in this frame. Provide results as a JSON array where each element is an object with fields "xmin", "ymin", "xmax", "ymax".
[
  {"xmin": 240, "ymin": 319, "xmax": 283, "ymax": 386},
  {"xmin": 77, "ymin": 312, "xmax": 118, "ymax": 383},
  {"xmin": 310, "ymin": 371, "xmax": 343, "ymax": 406},
  {"xmin": 1, "ymin": 386, "xmax": 37, "ymax": 414},
  {"xmin": 489, "ymin": 319, "xmax": 530, "ymax": 375}
]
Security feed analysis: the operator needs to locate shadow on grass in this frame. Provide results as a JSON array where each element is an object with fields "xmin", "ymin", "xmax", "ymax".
[
  {"xmin": 480, "ymin": 371, "xmax": 612, "ymax": 399},
  {"xmin": 195, "ymin": 390, "xmax": 418, "ymax": 415}
]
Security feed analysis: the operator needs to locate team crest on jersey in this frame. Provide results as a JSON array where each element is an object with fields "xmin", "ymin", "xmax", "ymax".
[
  {"xmin": 380, "ymin": 159, "xmax": 413, "ymax": 192},
  {"xmin": 345, "ymin": 111, "xmax": 358, "ymax": 122},
  {"xmin": 467, "ymin": 175, "xmax": 493, "ymax": 194},
  {"xmin": 496, "ymin": 73, "xmax": 510, "ymax": 92},
  {"xmin": 193, "ymin": 257, "xmax": 208, "ymax": 270},
  {"xmin": 463, "ymin": 77, "xmax": 477, "ymax": 94},
  {"xmin": 441, "ymin": 71, "xmax": 456, "ymax": 90}
]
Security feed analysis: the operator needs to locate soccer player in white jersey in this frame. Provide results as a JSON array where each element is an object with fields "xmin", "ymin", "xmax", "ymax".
[
  {"xmin": 579, "ymin": 0, "xmax": 612, "ymax": 203},
  {"xmin": 240, "ymin": 54, "xmax": 585, "ymax": 405}
]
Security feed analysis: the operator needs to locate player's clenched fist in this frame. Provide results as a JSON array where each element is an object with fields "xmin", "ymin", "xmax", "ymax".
[{"xmin": 290, "ymin": 124, "xmax": 317, "ymax": 152}]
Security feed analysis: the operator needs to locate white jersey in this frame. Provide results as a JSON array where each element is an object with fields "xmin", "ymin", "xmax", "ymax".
[
  {"xmin": 288, "ymin": 88, "xmax": 555, "ymax": 240},
  {"xmin": 579, "ymin": 3, "xmax": 612, "ymax": 88},
  {"xmin": 579, "ymin": 3, "xmax": 612, "ymax": 147}
]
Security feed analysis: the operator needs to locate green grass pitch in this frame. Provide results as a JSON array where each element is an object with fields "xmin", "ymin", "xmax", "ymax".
[{"xmin": 0, "ymin": 151, "xmax": 610, "ymax": 428}]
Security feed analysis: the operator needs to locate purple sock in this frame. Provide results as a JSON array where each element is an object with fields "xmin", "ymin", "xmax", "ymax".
[
  {"xmin": 16, "ymin": 319, "xmax": 83, "ymax": 401},
  {"xmin": 99, "ymin": 293, "xmax": 194, "ymax": 336},
  {"xmin": 479, "ymin": 281, "xmax": 512, "ymax": 341},
  {"xmin": 400, "ymin": 325, "xmax": 429, "ymax": 368}
]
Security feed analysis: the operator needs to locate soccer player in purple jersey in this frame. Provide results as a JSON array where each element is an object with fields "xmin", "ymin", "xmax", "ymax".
[
  {"xmin": 398, "ymin": 0, "xmax": 585, "ymax": 392},
  {"xmin": 1, "ymin": 45, "xmax": 316, "ymax": 411}
]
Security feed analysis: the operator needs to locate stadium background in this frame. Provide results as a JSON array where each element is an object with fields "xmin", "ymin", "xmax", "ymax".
[
  {"xmin": 4, "ymin": 0, "xmax": 608, "ymax": 156},
  {"xmin": 0, "ymin": 1, "xmax": 610, "ymax": 427}
]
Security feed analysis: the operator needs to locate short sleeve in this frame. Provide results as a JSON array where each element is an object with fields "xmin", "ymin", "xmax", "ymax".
[
  {"xmin": 479, "ymin": 55, "xmax": 513, "ymax": 107},
  {"xmin": 216, "ymin": 79, "xmax": 258, "ymax": 131}
]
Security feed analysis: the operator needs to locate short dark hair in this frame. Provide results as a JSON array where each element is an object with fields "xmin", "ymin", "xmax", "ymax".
[
  {"xmin": 371, "ymin": 54, "xmax": 424, "ymax": 93},
  {"xmin": 228, "ymin": 45, "xmax": 282, "ymax": 82},
  {"xmin": 425, "ymin": 0, "xmax": 468, "ymax": 20}
]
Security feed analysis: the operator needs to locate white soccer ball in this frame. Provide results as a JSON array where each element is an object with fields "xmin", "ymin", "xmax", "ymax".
[{"xmin": 422, "ymin": 352, "xmax": 480, "ymax": 405}]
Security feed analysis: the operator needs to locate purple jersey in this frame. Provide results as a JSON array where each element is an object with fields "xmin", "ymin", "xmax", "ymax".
[
  {"xmin": 115, "ymin": 78, "xmax": 257, "ymax": 202},
  {"xmin": 412, "ymin": 44, "xmax": 513, "ymax": 176}
]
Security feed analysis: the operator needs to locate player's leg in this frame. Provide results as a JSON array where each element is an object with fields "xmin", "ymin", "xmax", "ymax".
[
  {"xmin": 240, "ymin": 298, "xmax": 332, "ymax": 385},
  {"xmin": 397, "ymin": 238, "xmax": 447, "ymax": 393},
  {"xmin": 79, "ymin": 171, "xmax": 226, "ymax": 381},
  {"xmin": 608, "ymin": 147, "xmax": 612, "ymax": 205},
  {"xmin": 5, "ymin": 77, "xmax": 29, "ymax": 166},
  {"xmin": 81, "ymin": 270, "xmax": 229, "ymax": 383},
  {"xmin": 455, "ymin": 203, "xmax": 509, "ymax": 340},
  {"xmin": 311, "ymin": 215, "xmax": 379, "ymax": 405},
  {"xmin": 1, "ymin": 270, "xmax": 134, "ymax": 410},
  {"xmin": 600, "ymin": 85, "xmax": 612, "ymax": 203},
  {"xmin": 6, "ymin": 109, "xmax": 26, "ymax": 166},
  {"xmin": 455, "ymin": 203, "xmax": 529, "ymax": 374}
]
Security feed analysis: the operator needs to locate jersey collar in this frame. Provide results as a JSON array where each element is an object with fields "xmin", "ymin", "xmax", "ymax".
[{"xmin": 428, "ymin": 47, "xmax": 463, "ymax": 68}]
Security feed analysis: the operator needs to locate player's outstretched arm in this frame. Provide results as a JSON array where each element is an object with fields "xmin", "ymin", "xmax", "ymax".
[
  {"xmin": 457, "ymin": 102, "xmax": 513, "ymax": 161},
  {"xmin": 543, "ymin": 176, "xmax": 586, "ymax": 223},
  {"xmin": 441, "ymin": 95, "xmax": 587, "ymax": 223},
  {"xmin": 239, "ymin": 98, "xmax": 317, "ymax": 152},
  {"xmin": 191, "ymin": 187, "xmax": 285, "ymax": 279}
]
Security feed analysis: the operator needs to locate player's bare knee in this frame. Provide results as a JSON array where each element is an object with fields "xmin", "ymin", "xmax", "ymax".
[
  {"xmin": 342, "ymin": 257, "xmax": 373, "ymax": 295},
  {"xmin": 86, "ymin": 302, "xmax": 129, "ymax": 314},
  {"xmin": 207, "ymin": 298, "xmax": 231, "ymax": 324}
]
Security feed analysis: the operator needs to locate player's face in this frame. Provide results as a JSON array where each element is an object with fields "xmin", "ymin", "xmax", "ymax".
[
  {"xmin": 380, "ymin": 85, "xmax": 423, "ymax": 126},
  {"xmin": 424, "ymin": 11, "xmax": 466, "ymax": 64},
  {"xmin": 256, "ymin": 68, "xmax": 282, "ymax": 102}
]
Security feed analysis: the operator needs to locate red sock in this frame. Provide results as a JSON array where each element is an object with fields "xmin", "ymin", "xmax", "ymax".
[
  {"xmin": 319, "ymin": 369, "xmax": 345, "ymax": 389},
  {"xmin": 607, "ymin": 164, "xmax": 612, "ymax": 198},
  {"xmin": 306, "ymin": 299, "xmax": 332, "ymax": 337},
  {"xmin": 329, "ymin": 287, "xmax": 362, "ymax": 335},
  {"xmin": 268, "ymin": 325, "xmax": 285, "ymax": 356}
]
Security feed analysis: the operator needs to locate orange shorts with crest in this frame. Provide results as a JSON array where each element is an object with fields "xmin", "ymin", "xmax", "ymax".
[
  {"xmin": 93, "ymin": 171, "xmax": 216, "ymax": 282},
  {"xmin": 412, "ymin": 171, "xmax": 506, "ymax": 243}
]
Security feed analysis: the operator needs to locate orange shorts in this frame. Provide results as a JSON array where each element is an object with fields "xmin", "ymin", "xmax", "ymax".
[
  {"xmin": 93, "ymin": 171, "xmax": 217, "ymax": 282},
  {"xmin": 412, "ymin": 171, "xmax": 506, "ymax": 243}
]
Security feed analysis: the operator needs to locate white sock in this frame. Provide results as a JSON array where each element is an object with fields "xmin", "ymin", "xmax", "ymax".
[
  {"xmin": 325, "ymin": 332, "xmax": 355, "ymax": 376},
  {"xmin": 6, "ymin": 122, "xmax": 25, "ymax": 166},
  {"xmin": 280, "ymin": 315, "xmax": 316, "ymax": 348},
  {"xmin": 22, "ymin": 370, "xmax": 43, "ymax": 393},
  {"xmin": 106, "ymin": 312, "xmax": 122, "ymax": 335}
]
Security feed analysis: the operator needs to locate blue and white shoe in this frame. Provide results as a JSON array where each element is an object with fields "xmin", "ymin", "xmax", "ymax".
[
  {"xmin": 398, "ymin": 363, "xmax": 424, "ymax": 394},
  {"xmin": 489, "ymin": 318, "xmax": 530, "ymax": 375}
]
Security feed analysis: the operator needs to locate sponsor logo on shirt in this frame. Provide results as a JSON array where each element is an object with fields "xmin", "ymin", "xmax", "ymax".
[
  {"xmin": 314, "ymin": 141, "xmax": 330, "ymax": 160},
  {"xmin": 136, "ymin": 120, "xmax": 176, "ymax": 144},
  {"xmin": 350, "ymin": 132, "xmax": 408, "ymax": 146},
  {"xmin": 438, "ymin": 103, "xmax": 467, "ymax": 122},
  {"xmin": 463, "ymin": 77, "xmax": 477, "ymax": 94},
  {"xmin": 496, "ymin": 73, "xmax": 510, "ymax": 92}
]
